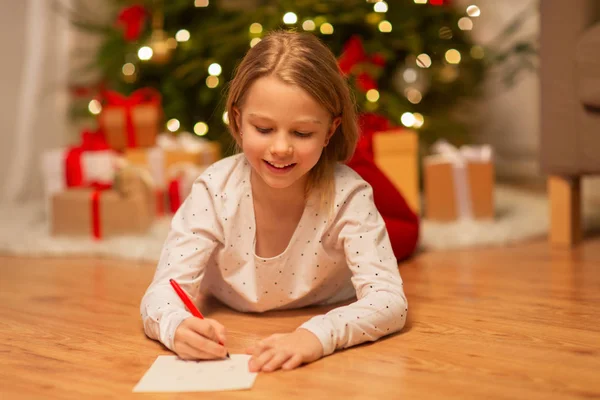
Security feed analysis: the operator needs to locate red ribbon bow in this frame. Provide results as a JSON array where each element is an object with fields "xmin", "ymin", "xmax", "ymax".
[
  {"xmin": 65, "ymin": 130, "xmax": 111, "ymax": 188},
  {"xmin": 338, "ymin": 36, "xmax": 386, "ymax": 92},
  {"xmin": 99, "ymin": 87, "xmax": 161, "ymax": 149}
]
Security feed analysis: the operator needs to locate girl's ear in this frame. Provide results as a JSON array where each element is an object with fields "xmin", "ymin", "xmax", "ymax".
[{"xmin": 327, "ymin": 116, "xmax": 342, "ymax": 141}]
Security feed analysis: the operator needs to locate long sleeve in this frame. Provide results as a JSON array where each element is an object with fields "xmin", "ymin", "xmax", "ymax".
[
  {"xmin": 300, "ymin": 181, "xmax": 407, "ymax": 356},
  {"xmin": 140, "ymin": 176, "xmax": 223, "ymax": 351}
]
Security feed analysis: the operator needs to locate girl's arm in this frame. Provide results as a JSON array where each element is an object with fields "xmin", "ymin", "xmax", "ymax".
[
  {"xmin": 140, "ymin": 176, "xmax": 223, "ymax": 351},
  {"xmin": 300, "ymin": 181, "xmax": 408, "ymax": 356}
]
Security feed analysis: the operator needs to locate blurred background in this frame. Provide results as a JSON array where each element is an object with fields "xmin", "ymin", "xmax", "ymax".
[{"xmin": 0, "ymin": 0, "xmax": 598, "ymax": 257}]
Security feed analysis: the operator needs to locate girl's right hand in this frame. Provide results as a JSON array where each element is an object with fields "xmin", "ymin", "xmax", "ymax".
[{"xmin": 173, "ymin": 317, "xmax": 228, "ymax": 360}]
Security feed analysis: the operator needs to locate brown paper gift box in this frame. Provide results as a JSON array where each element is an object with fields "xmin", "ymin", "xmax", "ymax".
[
  {"xmin": 423, "ymin": 159, "xmax": 494, "ymax": 222},
  {"xmin": 100, "ymin": 104, "xmax": 160, "ymax": 151},
  {"xmin": 51, "ymin": 188, "xmax": 154, "ymax": 237},
  {"xmin": 373, "ymin": 129, "xmax": 420, "ymax": 214},
  {"xmin": 124, "ymin": 142, "xmax": 221, "ymax": 184}
]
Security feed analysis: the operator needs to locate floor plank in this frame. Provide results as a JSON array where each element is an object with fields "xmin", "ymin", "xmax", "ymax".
[{"xmin": 1, "ymin": 238, "xmax": 599, "ymax": 399}]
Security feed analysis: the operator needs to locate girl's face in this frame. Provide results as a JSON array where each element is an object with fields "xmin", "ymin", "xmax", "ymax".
[{"xmin": 235, "ymin": 75, "xmax": 340, "ymax": 193}]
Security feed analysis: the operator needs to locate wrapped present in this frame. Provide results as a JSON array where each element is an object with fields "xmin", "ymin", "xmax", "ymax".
[
  {"xmin": 166, "ymin": 162, "xmax": 207, "ymax": 213},
  {"xmin": 372, "ymin": 129, "xmax": 420, "ymax": 214},
  {"xmin": 98, "ymin": 88, "xmax": 162, "ymax": 151},
  {"xmin": 123, "ymin": 132, "xmax": 220, "ymax": 188},
  {"xmin": 423, "ymin": 140, "xmax": 494, "ymax": 221},
  {"xmin": 41, "ymin": 130, "xmax": 119, "ymax": 206},
  {"xmin": 51, "ymin": 166, "xmax": 156, "ymax": 239}
]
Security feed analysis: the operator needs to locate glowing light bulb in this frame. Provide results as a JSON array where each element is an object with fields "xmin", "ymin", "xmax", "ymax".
[
  {"xmin": 303, "ymin": 20, "xmax": 316, "ymax": 31},
  {"xmin": 88, "ymin": 99, "xmax": 102, "ymax": 115},
  {"xmin": 466, "ymin": 5, "xmax": 480, "ymax": 17},
  {"xmin": 208, "ymin": 63, "xmax": 222, "ymax": 76},
  {"xmin": 320, "ymin": 23, "xmax": 334, "ymax": 34},
  {"xmin": 166, "ymin": 118, "xmax": 180, "ymax": 132},
  {"xmin": 250, "ymin": 38, "xmax": 261, "ymax": 47},
  {"xmin": 122, "ymin": 63, "xmax": 135, "ymax": 76},
  {"xmin": 206, "ymin": 76, "xmax": 219, "ymax": 88},
  {"xmin": 194, "ymin": 122, "xmax": 209, "ymax": 136},
  {"xmin": 137, "ymin": 46, "xmax": 153, "ymax": 61},
  {"xmin": 175, "ymin": 29, "xmax": 190, "ymax": 42},
  {"xmin": 222, "ymin": 111, "xmax": 229, "ymax": 125},
  {"xmin": 366, "ymin": 89, "xmax": 380, "ymax": 102},
  {"xmin": 249, "ymin": 23, "xmax": 263, "ymax": 34},
  {"xmin": 401, "ymin": 112, "xmax": 416, "ymax": 127},
  {"xmin": 378, "ymin": 20, "xmax": 392, "ymax": 32},
  {"xmin": 445, "ymin": 49, "xmax": 461, "ymax": 64},
  {"xmin": 374, "ymin": 1, "xmax": 388, "ymax": 12},
  {"xmin": 283, "ymin": 12, "xmax": 298, "ymax": 24},
  {"xmin": 416, "ymin": 53, "xmax": 432, "ymax": 68},
  {"xmin": 458, "ymin": 17, "xmax": 473, "ymax": 31}
]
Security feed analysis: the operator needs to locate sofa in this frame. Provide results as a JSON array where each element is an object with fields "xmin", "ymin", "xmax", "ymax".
[{"xmin": 540, "ymin": 0, "xmax": 600, "ymax": 246}]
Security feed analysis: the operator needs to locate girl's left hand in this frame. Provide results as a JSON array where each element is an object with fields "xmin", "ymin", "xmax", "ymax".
[{"xmin": 245, "ymin": 328, "xmax": 324, "ymax": 372}]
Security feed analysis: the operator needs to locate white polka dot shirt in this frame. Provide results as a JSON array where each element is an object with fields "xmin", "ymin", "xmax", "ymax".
[{"xmin": 141, "ymin": 154, "xmax": 407, "ymax": 356}]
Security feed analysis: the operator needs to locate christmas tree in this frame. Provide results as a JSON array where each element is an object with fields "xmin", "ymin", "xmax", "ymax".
[{"xmin": 66, "ymin": 0, "xmax": 530, "ymax": 154}]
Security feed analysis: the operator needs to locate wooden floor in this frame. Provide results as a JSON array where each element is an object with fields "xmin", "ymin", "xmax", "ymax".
[{"xmin": 1, "ymin": 238, "xmax": 599, "ymax": 400}]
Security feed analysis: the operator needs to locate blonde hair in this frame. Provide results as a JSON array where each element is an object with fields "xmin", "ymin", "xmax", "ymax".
[{"xmin": 225, "ymin": 30, "xmax": 358, "ymax": 212}]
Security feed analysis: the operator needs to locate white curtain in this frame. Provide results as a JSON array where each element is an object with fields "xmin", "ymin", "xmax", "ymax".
[{"xmin": 0, "ymin": 0, "xmax": 73, "ymax": 203}]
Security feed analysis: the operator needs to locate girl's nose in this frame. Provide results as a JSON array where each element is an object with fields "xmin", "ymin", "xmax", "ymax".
[{"xmin": 269, "ymin": 133, "xmax": 293, "ymax": 156}]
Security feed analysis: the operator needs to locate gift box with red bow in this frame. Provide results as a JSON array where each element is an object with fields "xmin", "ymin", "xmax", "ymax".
[
  {"xmin": 122, "ymin": 133, "xmax": 220, "ymax": 200},
  {"xmin": 50, "ymin": 165, "xmax": 156, "ymax": 239},
  {"xmin": 166, "ymin": 162, "xmax": 208, "ymax": 213},
  {"xmin": 41, "ymin": 130, "xmax": 119, "ymax": 208},
  {"xmin": 98, "ymin": 88, "xmax": 162, "ymax": 151}
]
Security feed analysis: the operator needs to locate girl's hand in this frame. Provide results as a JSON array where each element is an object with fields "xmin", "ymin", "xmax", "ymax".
[
  {"xmin": 173, "ymin": 317, "xmax": 228, "ymax": 360},
  {"xmin": 245, "ymin": 329, "xmax": 324, "ymax": 372}
]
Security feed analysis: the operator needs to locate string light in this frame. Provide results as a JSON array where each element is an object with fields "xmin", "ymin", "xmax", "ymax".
[
  {"xmin": 166, "ymin": 118, "xmax": 180, "ymax": 132},
  {"xmin": 137, "ymin": 46, "xmax": 153, "ymax": 61},
  {"xmin": 250, "ymin": 38, "xmax": 261, "ymax": 47},
  {"xmin": 403, "ymin": 68, "xmax": 418, "ymax": 83},
  {"xmin": 416, "ymin": 53, "xmax": 432, "ymax": 68},
  {"xmin": 206, "ymin": 76, "xmax": 219, "ymax": 88},
  {"xmin": 283, "ymin": 12, "xmax": 298, "ymax": 24},
  {"xmin": 466, "ymin": 5, "xmax": 481, "ymax": 17},
  {"xmin": 374, "ymin": 1, "xmax": 388, "ymax": 12},
  {"xmin": 406, "ymin": 89, "xmax": 422, "ymax": 104},
  {"xmin": 366, "ymin": 89, "xmax": 380, "ymax": 102},
  {"xmin": 88, "ymin": 99, "xmax": 102, "ymax": 115},
  {"xmin": 470, "ymin": 45, "xmax": 485, "ymax": 59},
  {"xmin": 413, "ymin": 113, "xmax": 424, "ymax": 128},
  {"xmin": 222, "ymin": 111, "xmax": 229, "ymax": 125},
  {"xmin": 401, "ymin": 112, "xmax": 416, "ymax": 127},
  {"xmin": 194, "ymin": 122, "xmax": 209, "ymax": 136},
  {"xmin": 208, "ymin": 63, "xmax": 222, "ymax": 76},
  {"xmin": 320, "ymin": 23, "xmax": 334, "ymax": 35},
  {"xmin": 458, "ymin": 17, "xmax": 473, "ymax": 31},
  {"xmin": 249, "ymin": 23, "xmax": 263, "ymax": 34},
  {"xmin": 439, "ymin": 26, "xmax": 453, "ymax": 39},
  {"xmin": 445, "ymin": 49, "xmax": 461, "ymax": 64},
  {"xmin": 175, "ymin": 29, "xmax": 190, "ymax": 42},
  {"xmin": 166, "ymin": 38, "xmax": 178, "ymax": 49},
  {"xmin": 378, "ymin": 20, "xmax": 392, "ymax": 32},
  {"xmin": 302, "ymin": 20, "xmax": 316, "ymax": 31},
  {"xmin": 194, "ymin": 0, "xmax": 209, "ymax": 6},
  {"xmin": 122, "ymin": 63, "xmax": 135, "ymax": 76}
]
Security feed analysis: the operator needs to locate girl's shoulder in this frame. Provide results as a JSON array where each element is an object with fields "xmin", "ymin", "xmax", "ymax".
[
  {"xmin": 333, "ymin": 163, "xmax": 372, "ymax": 194},
  {"xmin": 195, "ymin": 153, "xmax": 250, "ymax": 194}
]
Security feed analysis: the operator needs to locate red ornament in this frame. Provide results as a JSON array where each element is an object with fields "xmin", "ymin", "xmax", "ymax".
[
  {"xmin": 116, "ymin": 5, "xmax": 148, "ymax": 41},
  {"xmin": 338, "ymin": 36, "xmax": 386, "ymax": 92}
]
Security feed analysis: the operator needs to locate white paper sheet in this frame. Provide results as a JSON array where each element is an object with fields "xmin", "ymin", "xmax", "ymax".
[{"xmin": 133, "ymin": 354, "xmax": 258, "ymax": 392}]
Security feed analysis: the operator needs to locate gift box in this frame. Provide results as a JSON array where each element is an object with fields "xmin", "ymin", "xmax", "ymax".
[
  {"xmin": 167, "ymin": 162, "xmax": 208, "ymax": 213},
  {"xmin": 51, "ymin": 166, "xmax": 156, "ymax": 238},
  {"xmin": 372, "ymin": 129, "xmax": 420, "ymax": 214},
  {"xmin": 423, "ymin": 140, "xmax": 494, "ymax": 221},
  {"xmin": 123, "ymin": 133, "xmax": 220, "ymax": 189},
  {"xmin": 41, "ymin": 130, "xmax": 119, "ymax": 208},
  {"xmin": 98, "ymin": 88, "xmax": 162, "ymax": 151}
]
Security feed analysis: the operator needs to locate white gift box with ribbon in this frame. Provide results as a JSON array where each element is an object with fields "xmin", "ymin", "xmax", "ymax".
[
  {"xmin": 41, "ymin": 149, "xmax": 118, "ymax": 206},
  {"xmin": 424, "ymin": 140, "xmax": 495, "ymax": 221}
]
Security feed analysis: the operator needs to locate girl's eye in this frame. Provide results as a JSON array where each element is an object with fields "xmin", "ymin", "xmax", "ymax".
[
  {"xmin": 255, "ymin": 126, "xmax": 272, "ymax": 134},
  {"xmin": 294, "ymin": 131, "xmax": 312, "ymax": 138}
]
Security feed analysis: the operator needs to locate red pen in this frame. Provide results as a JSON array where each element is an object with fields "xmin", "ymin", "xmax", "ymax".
[{"xmin": 169, "ymin": 278, "xmax": 229, "ymax": 358}]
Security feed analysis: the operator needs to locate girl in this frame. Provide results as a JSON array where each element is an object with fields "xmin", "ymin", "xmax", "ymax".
[{"xmin": 141, "ymin": 30, "xmax": 408, "ymax": 373}]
